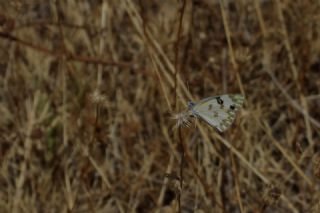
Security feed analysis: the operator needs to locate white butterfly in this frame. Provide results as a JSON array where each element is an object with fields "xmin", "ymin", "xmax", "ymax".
[{"xmin": 188, "ymin": 94, "xmax": 245, "ymax": 132}]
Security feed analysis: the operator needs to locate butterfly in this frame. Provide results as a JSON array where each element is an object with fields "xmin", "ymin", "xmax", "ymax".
[{"xmin": 188, "ymin": 94, "xmax": 245, "ymax": 132}]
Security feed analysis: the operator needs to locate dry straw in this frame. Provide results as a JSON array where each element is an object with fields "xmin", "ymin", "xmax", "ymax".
[{"xmin": 0, "ymin": 0, "xmax": 319, "ymax": 212}]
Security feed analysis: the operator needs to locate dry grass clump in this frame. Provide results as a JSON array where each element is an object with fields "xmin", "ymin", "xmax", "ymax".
[{"xmin": 0, "ymin": 0, "xmax": 320, "ymax": 212}]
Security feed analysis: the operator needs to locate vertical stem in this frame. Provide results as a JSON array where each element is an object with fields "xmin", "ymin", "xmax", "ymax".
[
  {"xmin": 62, "ymin": 59, "xmax": 67, "ymax": 146},
  {"xmin": 175, "ymin": 1, "xmax": 187, "ymax": 211},
  {"xmin": 174, "ymin": 0, "xmax": 187, "ymax": 109},
  {"xmin": 178, "ymin": 127, "xmax": 185, "ymax": 213},
  {"xmin": 97, "ymin": 0, "xmax": 108, "ymax": 88}
]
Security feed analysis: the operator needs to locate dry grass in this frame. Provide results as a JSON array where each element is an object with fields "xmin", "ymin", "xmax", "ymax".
[{"xmin": 0, "ymin": 0, "xmax": 320, "ymax": 212}]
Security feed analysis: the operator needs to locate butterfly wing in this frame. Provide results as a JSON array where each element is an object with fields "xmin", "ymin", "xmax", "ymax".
[{"xmin": 192, "ymin": 94, "xmax": 245, "ymax": 132}]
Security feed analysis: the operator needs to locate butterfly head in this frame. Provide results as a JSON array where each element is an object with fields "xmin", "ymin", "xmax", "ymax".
[{"xmin": 187, "ymin": 101, "xmax": 196, "ymax": 110}]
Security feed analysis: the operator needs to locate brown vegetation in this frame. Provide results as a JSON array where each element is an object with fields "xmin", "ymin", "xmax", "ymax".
[{"xmin": 0, "ymin": 0, "xmax": 319, "ymax": 212}]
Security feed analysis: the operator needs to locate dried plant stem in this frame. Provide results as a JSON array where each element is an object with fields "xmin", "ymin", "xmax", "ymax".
[
  {"xmin": 254, "ymin": 0, "xmax": 267, "ymax": 37},
  {"xmin": 219, "ymin": 0, "xmax": 244, "ymax": 95},
  {"xmin": 3, "ymin": 1, "xmax": 318, "ymax": 212},
  {"xmin": 265, "ymin": 69, "xmax": 320, "ymax": 129},
  {"xmin": 174, "ymin": 0, "xmax": 187, "ymax": 109},
  {"xmin": 274, "ymin": 0, "xmax": 315, "ymax": 152},
  {"xmin": 123, "ymin": 2, "xmax": 301, "ymax": 211},
  {"xmin": 212, "ymin": 132, "xmax": 299, "ymax": 213},
  {"xmin": 97, "ymin": 1, "xmax": 108, "ymax": 88},
  {"xmin": 60, "ymin": 59, "xmax": 68, "ymax": 147},
  {"xmin": 230, "ymin": 153, "xmax": 244, "ymax": 213},
  {"xmin": 156, "ymin": 155, "xmax": 175, "ymax": 209},
  {"xmin": 175, "ymin": 2, "xmax": 187, "ymax": 211},
  {"xmin": 52, "ymin": 1, "xmax": 69, "ymax": 147},
  {"xmin": 83, "ymin": 146, "xmax": 126, "ymax": 212},
  {"xmin": 12, "ymin": 99, "xmax": 36, "ymax": 213},
  {"xmin": 262, "ymin": 121, "xmax": 313, "ymax": 187},
  {"xmin": 182, "ymin": 136, "xmax": 224, "ymax": 210},
  {"xmin": 178, "ymin": 127, "xmax": 185, "ymax": 213}
]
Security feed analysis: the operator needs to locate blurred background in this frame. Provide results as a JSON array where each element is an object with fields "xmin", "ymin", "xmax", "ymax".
[{"xmin": 0, "ymin": 0, "xmax": 319, "ymax": 212}]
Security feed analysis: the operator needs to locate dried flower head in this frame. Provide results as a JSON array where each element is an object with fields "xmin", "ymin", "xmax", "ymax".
[
  {"xmin": 235, "ymin": 47, "xmax": 252, "ymax": 63},
  {"xmin": 90, "ymin": 90, "xmax": 109, "ymax": 107},
  {"xmin": 171, "ymin": 110, "xmax": 192, "ymax": 129}
]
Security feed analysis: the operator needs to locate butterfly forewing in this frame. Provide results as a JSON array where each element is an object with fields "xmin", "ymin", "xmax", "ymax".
[{"xmin": 192, "ymin": 94, "xmax": 244, "ymax": 132}]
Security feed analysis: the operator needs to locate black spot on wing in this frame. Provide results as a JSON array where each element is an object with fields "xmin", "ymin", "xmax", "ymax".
[{"xmin": 216, "ymin": 97, "xmax": 223, "ymax": 105}]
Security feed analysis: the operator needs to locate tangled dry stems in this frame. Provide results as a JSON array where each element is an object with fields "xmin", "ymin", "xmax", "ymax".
[{"xmin": 0, "ymin": 0, "xmax": 319, "ymax": 212}]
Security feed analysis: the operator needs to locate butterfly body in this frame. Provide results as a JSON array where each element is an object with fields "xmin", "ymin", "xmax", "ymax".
[{"xmin": 188, "ymin": 94, "xmax": 244, "ymax": 132}]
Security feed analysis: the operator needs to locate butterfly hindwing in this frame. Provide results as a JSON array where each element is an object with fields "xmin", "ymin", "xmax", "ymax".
[{"xmin": 192, "ymin": 94, "xmax": 244, "ymax": 132}]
